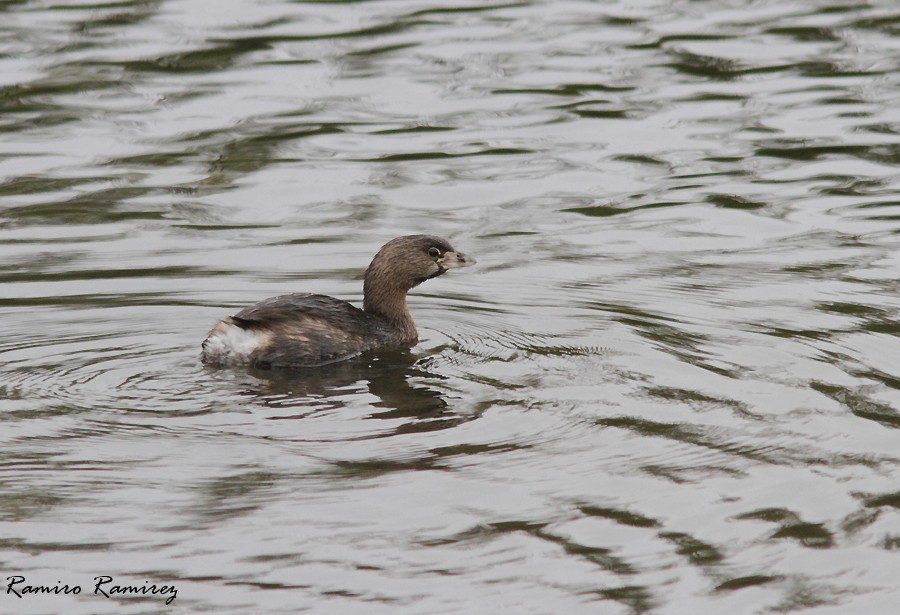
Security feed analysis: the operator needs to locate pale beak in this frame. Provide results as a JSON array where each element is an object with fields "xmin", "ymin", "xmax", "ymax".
[{"xmin": 439, "ymin": 250, "xmax": 475, "ymax": 269}]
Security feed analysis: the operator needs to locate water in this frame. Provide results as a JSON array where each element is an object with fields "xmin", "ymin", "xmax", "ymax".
[{"xmin": 2, "ymin": 0, "xmax": 899, "ymax": 613}]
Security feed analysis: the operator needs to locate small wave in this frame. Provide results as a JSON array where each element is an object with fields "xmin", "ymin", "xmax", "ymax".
[{"xmin": 437, "ymin": 318, "xmax": 606, "ymax": 365}]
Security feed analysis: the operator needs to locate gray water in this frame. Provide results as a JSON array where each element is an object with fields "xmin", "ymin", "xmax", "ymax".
[{"xmin": 2, "ymin": 0, "xmax": 899, "ymax": 613}]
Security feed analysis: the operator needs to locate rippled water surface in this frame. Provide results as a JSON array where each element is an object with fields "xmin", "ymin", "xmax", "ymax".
[{"xmin": 2, "ymin": 0, "xmax": 900, "ymax": 613}]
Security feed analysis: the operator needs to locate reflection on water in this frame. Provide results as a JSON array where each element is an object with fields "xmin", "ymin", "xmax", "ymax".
[
  {"xmin": 235, "ymin": 349, "xmax": 460, "ymax": 433},
  {"xmin": 2, "ymin": 0, "xmax": 900, "ymax": 613}
]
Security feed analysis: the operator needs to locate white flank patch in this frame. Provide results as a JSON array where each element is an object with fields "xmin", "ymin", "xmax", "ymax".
[{"xmin": 202, "ymin": 321, "xmax": 268, "ymax": 365}]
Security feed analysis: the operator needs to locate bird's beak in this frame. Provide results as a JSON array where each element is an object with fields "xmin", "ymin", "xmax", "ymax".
[{"xmin": 439, "ymin": 251, "xmax": 476, "ymax": 269}]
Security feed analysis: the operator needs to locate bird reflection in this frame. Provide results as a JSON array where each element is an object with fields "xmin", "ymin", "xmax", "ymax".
[{"xmin": 228, "ymin": 349, "xmax": 466, "ymax": 435}]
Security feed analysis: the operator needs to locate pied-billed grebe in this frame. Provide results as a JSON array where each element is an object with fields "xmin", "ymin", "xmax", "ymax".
[{"xmin": 202, "ymin": 235, "xmax": 475, "ymax": 368}]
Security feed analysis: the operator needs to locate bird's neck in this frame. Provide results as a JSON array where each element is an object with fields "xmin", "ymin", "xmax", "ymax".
[{"xmin": 363, "ymin": 280, "xmax": 417, "ymax": 343}]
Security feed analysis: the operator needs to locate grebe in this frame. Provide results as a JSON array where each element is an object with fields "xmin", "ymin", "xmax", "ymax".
[{"xmin": 202, "ymin": 235, "xmax": 475, "ymax": 368}]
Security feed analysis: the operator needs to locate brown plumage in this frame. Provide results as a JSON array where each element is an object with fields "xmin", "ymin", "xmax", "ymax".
[{"xmin": 202, "ymin": 235, "xmax": 475, "ymax": 368}]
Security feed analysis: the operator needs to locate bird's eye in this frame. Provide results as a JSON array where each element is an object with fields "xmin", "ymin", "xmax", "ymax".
[{"xmin": 428, "ymin": 247, "xmax": 441, "ymax": 258}]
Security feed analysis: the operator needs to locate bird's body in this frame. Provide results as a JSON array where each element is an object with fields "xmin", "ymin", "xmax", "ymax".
[
  {"xmin": 202, "ymin": 235, "xmax": 474, "ymax": 368},
  {"xmin": 203, "ymin": 293, "xmax": 402, "ymax": 367}
]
